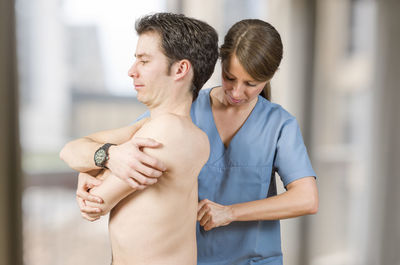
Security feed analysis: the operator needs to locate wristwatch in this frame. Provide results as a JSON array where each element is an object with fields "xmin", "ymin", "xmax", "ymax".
[{"xmin": 94, "ymin": 143, "xmax": 115, "ymax": 168}]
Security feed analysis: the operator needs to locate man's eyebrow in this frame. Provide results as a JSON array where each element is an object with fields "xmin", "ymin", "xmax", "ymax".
[{"xmin": 135, "ymin": 53, "xmax": 151, "ymax": 59}]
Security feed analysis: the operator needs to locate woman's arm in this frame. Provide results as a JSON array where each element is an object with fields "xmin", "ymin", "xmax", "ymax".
[{"xmin": 197, "ymin": 176, "xmax": 318, "ymax": 231}]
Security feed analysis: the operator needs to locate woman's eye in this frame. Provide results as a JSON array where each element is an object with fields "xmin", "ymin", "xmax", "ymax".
[
  {"xmin": 224, "ymin": 75, "xmax": 234, "ymax": 81},
  {"xmin": 246, "ymin": 82, "xmax": 257, "ymax": 87}
]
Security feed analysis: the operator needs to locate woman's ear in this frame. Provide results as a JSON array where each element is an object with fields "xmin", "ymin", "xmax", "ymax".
[{"xmin": 173, "ymin": 59, "xmax": 192, "ymax": 81}]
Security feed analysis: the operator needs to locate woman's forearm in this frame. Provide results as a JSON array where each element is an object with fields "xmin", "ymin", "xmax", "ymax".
[{"xmin": 231, "ymin": 176, "xmax": 318, "ymax": 221}]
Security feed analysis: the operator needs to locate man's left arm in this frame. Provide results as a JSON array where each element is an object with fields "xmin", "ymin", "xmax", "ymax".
[{"xmin": 81, "ymin": 170, "xmax": 139, "ymax": 221}]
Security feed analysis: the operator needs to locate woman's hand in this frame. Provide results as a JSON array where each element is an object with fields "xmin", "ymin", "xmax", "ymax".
[
  {"xmin": 197, "ymin": 199, "xmax": 235, "ymax": 231},
  {"xmin": 76, "ymin": 172, "xmax": 104, "ymax": 222}
]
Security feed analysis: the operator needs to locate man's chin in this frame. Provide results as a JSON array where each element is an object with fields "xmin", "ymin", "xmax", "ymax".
[{"xmin": 136, "ymin": 94, "xmax": 150, "ymax": 106}]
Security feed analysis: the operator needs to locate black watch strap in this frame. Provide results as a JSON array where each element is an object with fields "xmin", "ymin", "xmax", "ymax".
[{"xmin": 94, "ymin": 143, "xmax": 115, "ymax": 169}]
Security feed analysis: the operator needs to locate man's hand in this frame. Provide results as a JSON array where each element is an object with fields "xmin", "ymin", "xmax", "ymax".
[
  {"xmin": 106, "ymin": 137, "xmax": 167, "ymax": 189},
  {"xmin": 197, "ymin": 199, "xmax": 234, "ymax": 231},
  {"xmin": 76, "ymin": 172, "xmax": 103, "ymax": 222}
]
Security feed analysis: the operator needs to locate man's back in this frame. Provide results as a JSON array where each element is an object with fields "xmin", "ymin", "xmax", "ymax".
[{"xmin": 108, "ymin": 114, "xmax": 209, "ymax": 265}]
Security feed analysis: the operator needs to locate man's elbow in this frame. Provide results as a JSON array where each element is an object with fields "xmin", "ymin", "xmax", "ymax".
[
  {"xmin": 59, "ymin": 144, "xmax": 68, "ymax": 163},
  {"xmin": 59, "ymin": 142, "xmax": 79, "ymax": 170}
]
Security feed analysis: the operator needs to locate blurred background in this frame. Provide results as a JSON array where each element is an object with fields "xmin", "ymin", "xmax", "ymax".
[{"xmin": 1, "ymin": 0, "xmax": 399, "ymax": 264}]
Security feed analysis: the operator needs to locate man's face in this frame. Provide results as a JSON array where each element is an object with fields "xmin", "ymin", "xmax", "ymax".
[{"xmin": 128, "ymin": 31, "xmax": 172, "ymax": 106}]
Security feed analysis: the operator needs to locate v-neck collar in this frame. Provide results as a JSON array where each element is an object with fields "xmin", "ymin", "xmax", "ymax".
[{"xmin": 206, "ymin": 87, "xmax": 260, "ymax": 151}]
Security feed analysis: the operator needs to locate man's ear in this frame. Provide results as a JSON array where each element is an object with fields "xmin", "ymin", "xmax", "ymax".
[{"xmin": 172, "ymin": 59, "xmax": 192, "ymax": 81}]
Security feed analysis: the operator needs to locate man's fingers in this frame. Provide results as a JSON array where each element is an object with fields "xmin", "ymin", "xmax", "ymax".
[
  {"xmin": 124, "ymin": 177, "xmax": 142, "ymax": 189},
  {"xmin": 76, "ymin": 192, "xmax": 101, "ymax": 214},
  {"xmin": 133, "ymin": 159, "xmax": 163, "ymax": 178},
  {"xmin": 86, "ymin": 212, "xmax": 101, "ymax": 220},
  {"xmin": 78, "ymin": 172, "xmax": 102, "ymax": 186},
  {"xmin": 77, "ymin": 173, "xmax": 103, "ymax": 202},
  {"xmin": 76, "ymin": 189, "xmax": 103, "ymax": 203},
  {"xmin": 81, "ymin": 212, "xmax": 98, "ymax": 222},
  {"xmin": 132, "ymin": 138, "xmax": 167, "ymax": 172},
  {"xmin": 80, "ymin": 205, "xmax": 101, "ymax": 214},
  {"xmin": 76, "ymin": 198, "xmax": 100, "ymax": 215},
  {"xmin": 133, "ymin": 137, "xmax": 162, "ymax": 148},
  {"xmin": 136, "ymin": 183, "xmax": 148, "ymax": 190},
  {"xmin": 139, "ymin": 153, "xmax": 167, "ymax": 173},
  {"xmin": 124, "ymin": 176, "xmax": 147, "ymax": 190},
  {"xmin": 76, "ymin": 196, "xmax": 86, "ymax": 211},
  {"xmin": 128, "ymin": 170, "xmax": 158, "ymax": 186},
  {"xmin": 87, "ymin": 176, "xmax": 103, "ymax": 186}
]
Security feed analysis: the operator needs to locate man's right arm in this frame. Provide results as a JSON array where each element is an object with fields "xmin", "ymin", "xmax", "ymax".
[
  {"xmin": 60, "ymin": 119, "xmax": 146, "ymax": 172},
  {"xmin": 60, "ymin": 118, "xmax": 167, "ymax": 188}
]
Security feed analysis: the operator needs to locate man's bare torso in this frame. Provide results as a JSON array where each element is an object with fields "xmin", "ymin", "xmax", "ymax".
[{"xmin": 108, "ymin": 114, "xmax": 209, "ymax": 265}]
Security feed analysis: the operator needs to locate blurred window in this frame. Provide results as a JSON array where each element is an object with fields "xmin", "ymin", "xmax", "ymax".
[{"xmin": 308, "ymin": 1, "xmax": 376, "ymax": 264}]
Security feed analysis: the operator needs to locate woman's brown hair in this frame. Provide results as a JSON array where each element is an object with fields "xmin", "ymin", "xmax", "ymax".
[{"xmin": 220, "ymin": 19, "xmax": 283, "ymax": 101}]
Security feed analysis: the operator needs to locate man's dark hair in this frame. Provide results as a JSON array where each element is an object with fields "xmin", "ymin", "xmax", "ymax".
[{"xmin": 136, "ymin": 13, "xmax": 218, "ymax": 101}]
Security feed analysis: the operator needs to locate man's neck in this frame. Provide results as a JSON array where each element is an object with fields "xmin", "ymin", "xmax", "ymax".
[{"xmin": 149, "ymin": 92, "xmax": 192, "ymax": 119}]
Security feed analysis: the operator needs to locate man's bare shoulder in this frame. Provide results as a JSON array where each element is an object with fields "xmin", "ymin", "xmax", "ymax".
[{"xmin": 135, "ymin": 113, "xmax": 209, "ymax": 169}]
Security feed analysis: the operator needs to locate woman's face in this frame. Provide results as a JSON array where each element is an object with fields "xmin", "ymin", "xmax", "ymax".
[{"xmin": 221, "ymin": 55, "xmax": 268, "ymax": 106}]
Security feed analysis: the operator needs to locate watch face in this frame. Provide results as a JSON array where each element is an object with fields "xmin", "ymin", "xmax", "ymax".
[{"xmin": 95, "ymin": 149, "xmax": 107, "ymax": 164}]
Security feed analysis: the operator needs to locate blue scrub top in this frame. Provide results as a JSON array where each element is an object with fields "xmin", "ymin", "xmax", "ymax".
[{"xmin": 134, "ymin": 87, "xmax": 316, "ymax": 265}]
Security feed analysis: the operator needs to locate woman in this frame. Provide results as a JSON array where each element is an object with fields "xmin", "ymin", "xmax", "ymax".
[
  {"xmin": 73, "ymin": 19, "xmax": 318, "ymax": 265},
  {"xmin": 191, "ymin": 19, "xmax": 318, "ymax": 264}
]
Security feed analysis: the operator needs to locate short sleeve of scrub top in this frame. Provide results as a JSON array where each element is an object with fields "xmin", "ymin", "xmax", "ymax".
[{"xmin": 274, "ymin": 117, "xmax": 316, "ymax": 187}]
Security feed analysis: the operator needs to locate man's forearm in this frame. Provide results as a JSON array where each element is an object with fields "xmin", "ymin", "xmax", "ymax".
[
  {"xmin": 60, "ymin": 120, "xmax": 148, "ymax": 173},
  {"xmin": 60, "ymin": 137, "xmax": 103, "ymax": 172},
  {"xmin": 86, "ymin": 170, "xmax": 137, "ymax": 214}
]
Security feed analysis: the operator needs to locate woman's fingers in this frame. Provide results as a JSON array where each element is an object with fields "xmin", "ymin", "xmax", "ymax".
[{"xmin": 199, "ymin": 213, "xmax": 211, "ymax": 226}]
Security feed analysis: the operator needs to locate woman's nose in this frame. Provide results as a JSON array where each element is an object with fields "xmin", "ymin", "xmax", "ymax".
[{"xmin": 232, "ymin": 84, "xmax": 245, "ymax": 97}]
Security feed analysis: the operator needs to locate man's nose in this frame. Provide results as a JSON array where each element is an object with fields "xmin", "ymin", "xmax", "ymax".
[{"xmin": 128, "ymin": 63, "xmax": 138, "ymax": 78}]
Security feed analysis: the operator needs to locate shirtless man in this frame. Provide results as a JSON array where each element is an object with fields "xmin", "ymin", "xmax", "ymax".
[{"xmin": 60, "ymin": 13, "xmax": 218, "ymax": 265}]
